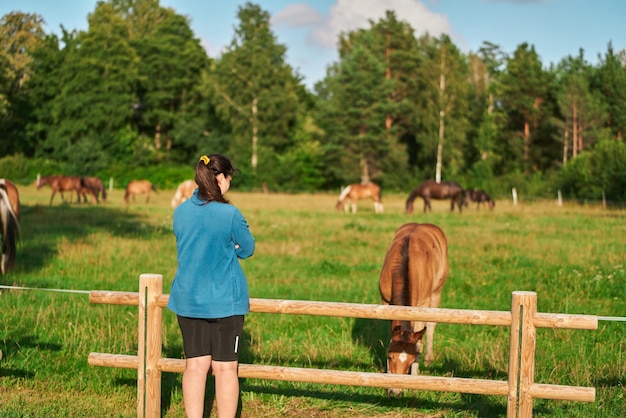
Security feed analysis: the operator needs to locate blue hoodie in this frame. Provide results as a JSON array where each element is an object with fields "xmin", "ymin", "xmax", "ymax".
[{"xmin": 167, "ymin": 190, "xmax": 255, "ymax": 318}]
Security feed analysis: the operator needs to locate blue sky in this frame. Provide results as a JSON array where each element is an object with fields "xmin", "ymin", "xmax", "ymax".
[{"xmin": 2, "ymin": 0, "xmax": 625, "ymax": 89}]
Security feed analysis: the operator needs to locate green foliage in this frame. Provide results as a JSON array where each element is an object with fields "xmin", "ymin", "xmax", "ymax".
[
  {"xmin": 209, "ymin": 2, "xmax": 300, "ymax": 186},
  {"xmin": 0, "ymin": 154, "xmax": 61, "ymax": 183},
  {"xmin": 558, "ymin": 138, "xmax": 626, "ymax": 202},
  {"xmin": 1, "ymin": 2, "xmax": 625, "ymax": 204}
]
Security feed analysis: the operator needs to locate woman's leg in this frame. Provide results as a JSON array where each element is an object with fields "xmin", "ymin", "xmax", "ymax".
[
  {"xmin": 182, "ymin": 355, "xmax": 212, "ymax": 418},
  {"xmin": 212, "ymin": 360, "xmax": 240, "ymax": 418}
]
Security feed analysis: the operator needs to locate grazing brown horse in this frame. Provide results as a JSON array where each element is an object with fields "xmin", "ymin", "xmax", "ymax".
[
  {"xmin": 464, "ymin": 189, "xmax": 495, "ymax": 211},
  {"xmin": 336, "ymin": 182, "xmax": 383, "ymax": 214},
  {"xmin": 80, "ymin": 176, "xmax": 107, "ymax": 204},
  {"xmin": 171, "ymin": 180, "xmax": 196, "ymax": 208},
  {"xmin": 405, "ymin": 179, "xmax": 465, "ymax": 213},
  {"xmin": 379, "ymin": 223, "xmax": 448, "ymax": 396},
  {"xmin": 124, "ymin": 180, "xmax": 156, "ymax": 204},
  {"xmin": 37, "ymin": 174, "xmax": 93, "ymax": 205},
  {"xmin": 0, "ymin": 179, "xmax": 21, "ymax": 274}
]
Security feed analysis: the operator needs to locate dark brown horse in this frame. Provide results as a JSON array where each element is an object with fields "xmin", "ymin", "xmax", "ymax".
[
  {"xmin": 0, "ymin": 179, "xmax": 21, "ymax": 274},
  {"xmin": 37, "ymin": 174, "xmax": 95, "ymax": 205},
  {"xmin": 464, "ymin": 189, "xmax": 495, "ymax": 211},
  {"xmin": 80, "ymin": 176, "xmax": 107, "ymax": 204},
  {"xmin": 405, "ymin": 180, "xmax": 465, "ymax": 213},
  {"xmin": 379, "ymin": 223, "xmax": 448, "ymax": 396},
  {"xmin": 124, "ymin": 180, "xmax": 156, "ymax": 204},
  {"xmin": 336, "ymin": 182, "xmax": 384, "ymax": 214}
]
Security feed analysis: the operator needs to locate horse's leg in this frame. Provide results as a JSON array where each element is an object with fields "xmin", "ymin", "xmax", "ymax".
[
  {"xmin": 424, "ymin": 291, "xmax": 443, "ymax": 366},
  {"xmin": 351, "ymin": 200, "xmax": 356, "ymax": 214},
  {"xmin": 424, "ymin": 197, "xmax": 431, "ymax": 212},
  {"xmin": 49, "ymin": 190, "xmax": 56, "ymax": 205},
  {"xmin": 146, "ymin": 190, "xmax": 150, "ymax": 203}
]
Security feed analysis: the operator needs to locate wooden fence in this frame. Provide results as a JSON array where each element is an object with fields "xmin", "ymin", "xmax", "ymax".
[{"xmin": 88, "ymin": 274, "xmax": 597, "ymax": 418}]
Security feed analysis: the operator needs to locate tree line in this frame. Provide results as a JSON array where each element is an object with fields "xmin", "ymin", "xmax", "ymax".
[{"xmin": 1, "ymin": 0, "xmax": 625, "ymax": 202}]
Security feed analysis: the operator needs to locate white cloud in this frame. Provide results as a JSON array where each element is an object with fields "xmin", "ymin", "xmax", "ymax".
[
  {"xmin": 272, "ymin": 4, "xmax": 325, "ymax": 27},
  {"xmin": 273, "ymin": 0, "xmax": 452, "ymax": 50}
]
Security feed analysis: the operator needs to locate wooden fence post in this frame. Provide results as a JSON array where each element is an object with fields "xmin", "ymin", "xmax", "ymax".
[
  {"xmin": 137, "ymin": 274, "xmax": 163, "ymax": 418},
  {"xmin": 507, "ymin": 291, "xmax": 537, "ymax": 418}
]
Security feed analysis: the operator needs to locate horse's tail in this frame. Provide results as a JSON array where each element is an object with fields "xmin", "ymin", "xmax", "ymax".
[
  {"xmin": 101, "ymin": 182, "xmax": 107, "ymax": 201},
  {"xmin": 0, "ymin": 186, "xmax": 20, "ymax": 274}
]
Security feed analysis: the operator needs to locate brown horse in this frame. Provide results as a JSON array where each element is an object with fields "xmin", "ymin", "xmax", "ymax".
[
  {"xmin": 379, "ymin": 223, "xmax": 448, "ymax": 396},
  {"xmin": 125, "ymin": 180, "xmax": 156, "ymax": 204},
  {"xmin": 37, "ymin": 174, "xmax": 94, "ymax": 205},
  {"xmin": 336, "ymin": 182, "xmax": 383, "ymax": 214},
  {"xmin": 80, "ymin": 176, "xmax": 107, "ymax": 204},
  {"xmin": 464, "ymin": 189, "xmax": 495, "ymax": 211},
  {"xmin": 405, "ymin": 179, "xmax": 465, "ymax": 213},
  {"xmin": 171, "ymin": 180, "xmax": 196, "ymax": 208},
  {"xmin": 0, "ymin": 179, "xmax": 21, "ymax": 274}
]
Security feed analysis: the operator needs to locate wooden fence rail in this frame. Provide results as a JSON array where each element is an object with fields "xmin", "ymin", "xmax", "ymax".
[{"xmin": 88, "ymin": 274, "xmax": 597, "ymax": 418}]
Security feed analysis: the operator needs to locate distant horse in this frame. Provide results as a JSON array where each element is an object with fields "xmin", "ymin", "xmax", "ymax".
[
  {"xmin": 464, "ymin": 189, "xmax": 495, "ymax": 211},
  {"xmin": 171, "ymin": 180, "xmax": 196, "ymax": 208},
  {"xmin": 37, "ymin": 174, "xmax": 93, "ymax": 205},
  {"xmin": 0, "ymin": 179, "xmax": 21, "ymax": 274},
  {"xmin": 336, "ymin": 182, "xmax": 383, "ymax": 214},
  {"xmin": 125, "ymin": 180, "xmax": 156, "ymax": 204},
  {"xmin": 80, "ymin": 176, "xmax": 107, "ymax": 204},
  {"xmin": 405, "ymin": 179, "xmax": 465, "ymax": 213},
  {"xmin": 379, "ymin": 223, "xmax": 448, "ymax": 396}
]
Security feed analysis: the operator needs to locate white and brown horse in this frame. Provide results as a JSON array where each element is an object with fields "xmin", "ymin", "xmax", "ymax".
[
  {"xmin": 124, "ymin": 180, "xmax": 156, "ymax": 204},
  {"xmin": 336, "ymin": 182, "xmax": 383, "ymax": 214},
  {"xmin": 379, "ymin": 222, "xmax": 448, "ymax": 396},
  {"xmin": 0, "ymin": 179, "xmax": 21, "ymax": 274},
  {"xmin": 171, "ymin": 180, "xmax": 196, "ymax": 208}
]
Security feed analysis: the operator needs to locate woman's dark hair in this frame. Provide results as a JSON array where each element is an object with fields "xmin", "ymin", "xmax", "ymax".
[{"xmin": 195, "ymin": 154, "xmax": 235, "ymax": 204}]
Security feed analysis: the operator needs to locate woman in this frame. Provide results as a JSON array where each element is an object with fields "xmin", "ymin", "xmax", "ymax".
[{"xmin": 168, "ymin": 154, "xmax": 255, "ymax": 418}]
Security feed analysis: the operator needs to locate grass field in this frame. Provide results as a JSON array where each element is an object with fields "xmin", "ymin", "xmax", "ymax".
[{"xmin": 0, "ymin": 184, "xmax": 624, "ymax": 417}]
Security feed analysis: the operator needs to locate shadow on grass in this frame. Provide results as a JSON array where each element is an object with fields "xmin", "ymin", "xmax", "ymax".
[
  {"xmin": 3, "ymin": 203, "xmax": 168, "ymax": 278},
  {"xmin": 238, "ymin": 381, "xmax": 508, "ymax": 416},
  {"xmin": 0, "ymin": 333, "xmax": 62, "ymax": 379}
]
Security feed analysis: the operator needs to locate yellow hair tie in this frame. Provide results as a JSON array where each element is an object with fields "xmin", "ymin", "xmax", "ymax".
[{"xmin": 199, "ymin": 155, "xmax": 210, "ymax": 165}]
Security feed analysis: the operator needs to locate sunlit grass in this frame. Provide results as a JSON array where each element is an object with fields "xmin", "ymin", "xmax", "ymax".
[{"xmin": 0, "ymin": 184, "xmax": 624, "ymax": 417}]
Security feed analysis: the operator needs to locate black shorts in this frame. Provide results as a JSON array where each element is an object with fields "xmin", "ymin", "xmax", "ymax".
[{"xmin": 177, "ymin": 315, "xmax": 244, "ymax": 361}]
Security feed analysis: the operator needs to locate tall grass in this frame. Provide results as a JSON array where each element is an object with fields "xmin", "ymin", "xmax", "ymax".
[{"xmin": 0, "ymin": 185, "xmax": 624, "ymax": 417}]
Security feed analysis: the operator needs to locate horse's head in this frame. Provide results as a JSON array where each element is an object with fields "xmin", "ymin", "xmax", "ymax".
[
  {"xmin": 386, "ymin": 324, "xmax": 426, "ymax": 397},
  {"xmin": 405, "ymin": 201, "xmax": 414, "ymax": 214},
  {"xmin": 335, "ymin": 200, "xmax": 343, "ymax": 211}
]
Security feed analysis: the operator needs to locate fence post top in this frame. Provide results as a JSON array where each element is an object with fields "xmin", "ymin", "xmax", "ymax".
[
  {"xmin": 512, "ymin": 291, "xmax": 537, "ymax": 296},
  {"xmin": 139, "ymin": 273, "xmax": 163, "ymax": 279}
]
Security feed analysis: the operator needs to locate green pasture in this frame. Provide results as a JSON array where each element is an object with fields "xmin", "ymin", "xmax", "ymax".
[{"xmin": 0, "ymin": 185, "xmax": 624, "ymax": 417}]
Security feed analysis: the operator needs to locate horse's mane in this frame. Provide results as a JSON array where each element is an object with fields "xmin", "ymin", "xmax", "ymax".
[
  {"xmin": 405, "ymin": 187, "xmax": 421, "ymax": 207},
  {"xmin": 337, "ymin": 185, "xmax": 352, "ymax": 203}
]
